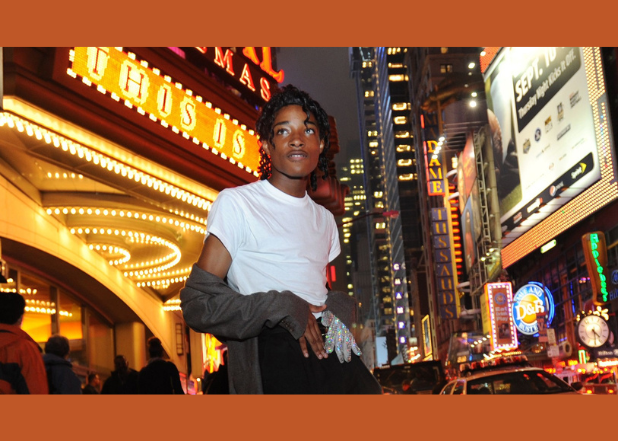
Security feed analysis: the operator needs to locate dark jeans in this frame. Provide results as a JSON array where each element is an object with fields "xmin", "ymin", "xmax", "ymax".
[{"xmin": 258, "ymin": 324, "xmax": 383, "ymax": 394}]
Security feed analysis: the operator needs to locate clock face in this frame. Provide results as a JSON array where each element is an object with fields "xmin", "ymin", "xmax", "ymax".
[{"xmin": 577, "ymin": 315, "xmax": 610, "ymax": 348}]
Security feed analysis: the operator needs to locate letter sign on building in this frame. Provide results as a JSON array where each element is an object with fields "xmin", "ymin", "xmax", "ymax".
[{"xmin": 582, "ymin": 232, "xmax": 609, "ymax": 305}]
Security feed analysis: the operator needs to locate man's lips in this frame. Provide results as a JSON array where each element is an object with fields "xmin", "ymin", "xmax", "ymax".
[{"xmin": 287, "ymin": 151, "xmax": 308, "ymax": 160}]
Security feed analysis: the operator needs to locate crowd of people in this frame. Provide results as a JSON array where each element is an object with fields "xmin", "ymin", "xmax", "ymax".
[{"xmin": 0, "ymin": 292, "xmax": 186, "ymax": 394}]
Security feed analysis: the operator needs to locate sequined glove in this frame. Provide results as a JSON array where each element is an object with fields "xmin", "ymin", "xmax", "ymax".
[{"xmin": 321, "ymin": 310, "xmax": 362, "ymax": 363}]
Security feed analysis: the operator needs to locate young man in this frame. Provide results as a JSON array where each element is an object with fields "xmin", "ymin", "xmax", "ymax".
[
  {"xmin": 100, "ymin": 355, "xmax": 139, "ymax": 394},
  {"xmin": 181, "ymin": 85, "xmax": 381, "ymax": 394},
  {"xmin": 0, "ymin": 292, "xmax": 48, "ymax": 394},
  {"xmin": 137, "ymin": 337, "xmax": 184, "ymax": 394},
  {"xmin": 82, "ymin": 373, "xmax": 101, "ymax": 394}
]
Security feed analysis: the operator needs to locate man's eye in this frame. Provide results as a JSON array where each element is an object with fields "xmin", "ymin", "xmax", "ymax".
[
  {"xmin": 276, "ymin": 129, "xmax": 288, "ymax": 135},
  {"xmin": 305, "ymin": 128, "xmax": 315, "ymax": 134}
]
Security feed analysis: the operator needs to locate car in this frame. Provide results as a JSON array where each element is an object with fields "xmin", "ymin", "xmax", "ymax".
[
  {"xmin": 572, "ymin": 370, "xmax": 618, "ymax": 395},
  {"xmin": 373, "ymin": 360, "xmax": 446, "ymax": 394},
  {"xmin": 439, "ymin": 356, "xmax": 578, "ymax": 395}
]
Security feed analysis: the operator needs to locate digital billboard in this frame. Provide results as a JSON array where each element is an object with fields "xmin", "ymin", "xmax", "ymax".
[{"xmin": 482, "ymin": 48, "xmax": 618, "ymax": 267}]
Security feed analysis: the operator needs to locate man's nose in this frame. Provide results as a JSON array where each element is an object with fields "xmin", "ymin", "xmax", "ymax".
[{"xmin": 289, "ymin": 130, "xmax": 305, "ymax": 147}]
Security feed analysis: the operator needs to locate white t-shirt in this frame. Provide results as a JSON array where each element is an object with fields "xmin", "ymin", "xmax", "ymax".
[{"xmin": 206, "ymin": 179, "xmax": 340, "ymax": 307}]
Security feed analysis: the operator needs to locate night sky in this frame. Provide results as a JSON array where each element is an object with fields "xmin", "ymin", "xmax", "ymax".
[{"xmin": 276, "ymin": 47, "xmax": 360, "ymax": 170}]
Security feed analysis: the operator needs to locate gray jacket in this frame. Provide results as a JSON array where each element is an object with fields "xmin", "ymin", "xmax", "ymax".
[{"xmin": 180, "ymin": 264, "xmax": 356, "ymax": 394}]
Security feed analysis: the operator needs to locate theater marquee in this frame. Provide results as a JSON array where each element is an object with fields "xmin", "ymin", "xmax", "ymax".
[{"xmin": 69, "ymin": 47, "xmax": 261, "ymax": 175}]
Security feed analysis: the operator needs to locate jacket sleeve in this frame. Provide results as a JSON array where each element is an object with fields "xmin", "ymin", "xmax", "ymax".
[
  {"xmin": 180, "ymin": 264, "xmax": 310, "ymax": 340},
  {"xmin": 325, "ymin": 290, "xmax": 357, "ymax": 330}
]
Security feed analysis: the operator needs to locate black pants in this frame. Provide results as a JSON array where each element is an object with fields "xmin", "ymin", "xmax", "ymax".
[{"xmin": 258, "ymin": 324, "xmax": 383, "ymax": 394}]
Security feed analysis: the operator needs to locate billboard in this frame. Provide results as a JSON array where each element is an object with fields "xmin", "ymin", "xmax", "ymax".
[
  {"xmin": 483, "ymin": 48, "xmax": 618, "ymax": 267},
  {"xmin": 485, "ymin": 47, "xmax": 602, "ymax": 243}
]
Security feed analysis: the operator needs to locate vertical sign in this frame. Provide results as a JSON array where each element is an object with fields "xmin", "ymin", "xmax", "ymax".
[
  {"xmin": 426, "ymin": 139, "xmax": 445, "ymax": 195},
  {"xmin": 422, "ymin": 315, "xmax": 432, "ymax": 358},
  {"xmin": 485, "ymin": 282, "xmax": 519, "ymax": 351},
  {"xmin": 433, "ymin": 207, "xmax": 458, "ymax": 319},
  {"xmin": 582, "ymin": 232, "xmax": 609, "ymax": 305}
]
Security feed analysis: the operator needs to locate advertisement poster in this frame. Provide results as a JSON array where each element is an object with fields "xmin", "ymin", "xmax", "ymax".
[
  {"xmin": 484, "ymin": 48, "xmax": 601, "ymax": 245},
  {"xmin": 485, "ymin": 282, "xmax": 518, "ymax": 350}
]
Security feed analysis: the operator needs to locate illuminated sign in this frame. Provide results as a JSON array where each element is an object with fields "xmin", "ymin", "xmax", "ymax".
[
  {"xmin": 512, "ymin": 282, "xmax": 555, "ymax": 335},
  {"xmin": 485, "ymin": 282, "xmax": 519, "ymax": 351},
  {"xmin": 582, "ymin": 232, "xmax": 609, "ymax": 305},
  {"xmin": 487, "ymin": 47, "xmax": 603, "ymax": 245},
  {"xmin": 426, "ymin": 140, "xmax": 445, "ymax": 196},
  {"xmin": 69, "ymin": 47, "xmax": 261, "ymax": 174},
  {"xmin": 432, "ymin": 207, "xmax": 460, "ymax": 319},
  {"xmin": 490, "ymin": 47, "xmax": 618, "ymax": 268},
  {"xmin": 422, "ymin": 315, "xmax": 432, "ymax": 357},
  {"xmin": 194, "ymin": 47, "xmax": 284, "ymax": 101}
]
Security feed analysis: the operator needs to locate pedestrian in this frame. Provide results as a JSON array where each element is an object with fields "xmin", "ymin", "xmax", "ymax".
[
  {"xmin": 180, "ymin": 85, "xmax": 382, "ymax": 394},
  {"xmin": 100, "ymin": 355, "xmax": 138, "ymax": 394},
  {"xmin": 137, "ymin": 337, "xmax": 184, "ymax": 394},
  {"xmin": 0, "ymin": 292, "xmax": 48, "ymax": 394},
  {"xmin": 82, "ymin": 373, "xmax": 100, "ymax": 394},
  {"xmin": 43, "ymin": 334, "xmax": 82, "ymax": 394}
]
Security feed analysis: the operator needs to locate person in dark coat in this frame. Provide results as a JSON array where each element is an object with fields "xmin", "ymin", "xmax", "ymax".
[
  {"xmin": 82, "ymin": 373, "xmax": 100, "ymax": 394},
  {"xmin": 43, "ymin": 335, "xmax": 82, "ymax": 394},
  {"xmin": 100, "ymin": 355, "xmax": 138, "ymax": 394},
  {"xmin": 138, "ymin": 337, "xmax": 184, "ymax": 394}
]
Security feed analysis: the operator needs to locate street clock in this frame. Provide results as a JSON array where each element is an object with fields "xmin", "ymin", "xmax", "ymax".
[{"xmin": 577, "ymin": 314, "xmax": 610, "ymax": 348}]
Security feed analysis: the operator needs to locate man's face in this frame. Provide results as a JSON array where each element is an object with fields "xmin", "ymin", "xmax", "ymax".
[
  {"xmin": 261, "ymin": 105, "xmax": 324, "ymax": 182},
  {"xmin": 92, "ymin": 375, "xmax": 101, "ymax": 387}
]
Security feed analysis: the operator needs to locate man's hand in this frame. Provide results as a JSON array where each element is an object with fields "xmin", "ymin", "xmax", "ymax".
[
  {"xmin": 321, "ymin": 311, "xmax": 362, "ymax": 363},
  {"xmin": 298, "ymin": 304, "xmax": 328, "ymax": 359}
]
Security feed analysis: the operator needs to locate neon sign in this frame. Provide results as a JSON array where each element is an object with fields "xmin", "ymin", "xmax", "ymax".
[
  {"xmin": 582, "ymin": 232, "xmax": 609, "ymax": 305},
  {"xmin": 195, "ymin": 47, "xmax": 283, "ymax": 101},
  {"xmin": 69, "ymin": 47, "xmax": 261, "ymax": 174},
  {"xmin": 512, "ymin": 282, "xmax": 555, "ymax": 335}
]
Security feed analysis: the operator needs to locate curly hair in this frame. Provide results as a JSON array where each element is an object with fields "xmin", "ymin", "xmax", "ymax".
[{"xmin": 255, "ymin": 84, "xmax": 330, "ymax": 191}]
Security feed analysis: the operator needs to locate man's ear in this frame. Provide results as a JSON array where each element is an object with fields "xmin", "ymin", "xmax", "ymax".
[
  {"xmin": 261, "ymin": 141, "xmax": 271, "ymax": 156},
  {"xmin": 319, "ymin": 139, "xmax": 324, "ymax": 152}
]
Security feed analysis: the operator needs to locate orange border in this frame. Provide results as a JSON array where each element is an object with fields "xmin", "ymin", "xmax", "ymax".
[{"xmin": 4, "ymin": 1, "xmax": 617, "ymax": 440}]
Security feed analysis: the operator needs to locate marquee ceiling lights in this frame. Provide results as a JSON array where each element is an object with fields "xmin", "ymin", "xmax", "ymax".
[
  {"xmin": 0, "ymin": 112, "xmax": 215, "ymax": 213},
  {"xmin": 49, "ymin": 206, "xmax": 206, "ymax": 235}
]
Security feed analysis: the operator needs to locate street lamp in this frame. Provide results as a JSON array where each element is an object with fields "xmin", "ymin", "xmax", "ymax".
[{"xmin": 338, "ymin": 209, "xmax": 399, "ymax": 228}]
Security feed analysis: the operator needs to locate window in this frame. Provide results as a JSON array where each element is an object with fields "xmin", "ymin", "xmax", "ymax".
[
  {"xmin": 441, "ymin": 382, "xmax": 455, "ymax": 394},
  {"xmin": 452, "ymin": 380, "xmax": 465, "ymax": 395},
  {"xmin": 440, "ymin": 64, "xmax": 453, "ymax": 73}
]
